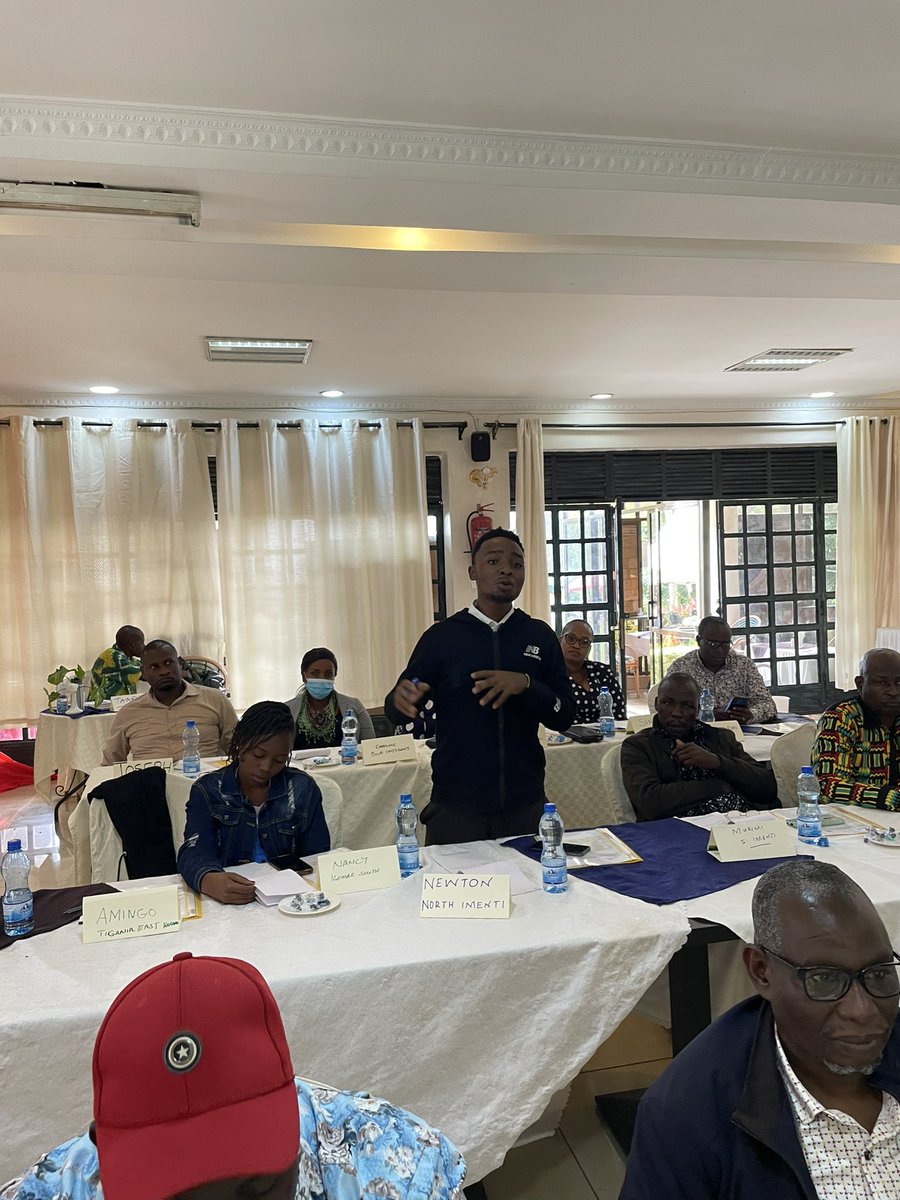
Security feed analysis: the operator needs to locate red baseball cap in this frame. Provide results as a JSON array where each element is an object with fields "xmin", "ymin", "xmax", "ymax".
[{"xmin": 92, "ymin": 953, "xmax": 299, "ymax": 1200}]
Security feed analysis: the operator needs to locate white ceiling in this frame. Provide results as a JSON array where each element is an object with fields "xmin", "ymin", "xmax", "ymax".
[{"xmin": 2, "ymin": 0, "xmax": 900, "ymax": 415}]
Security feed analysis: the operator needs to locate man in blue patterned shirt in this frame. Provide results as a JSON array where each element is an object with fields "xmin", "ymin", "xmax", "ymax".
[{"xmin": 1, "ymin": 953, "xmax": 465, "ymax": 1200}]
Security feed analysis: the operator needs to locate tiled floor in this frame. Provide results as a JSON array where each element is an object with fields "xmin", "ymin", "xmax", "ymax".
[{"xmin": 0, "ymin": 782, "xmax": 671, "ymax": 1198}]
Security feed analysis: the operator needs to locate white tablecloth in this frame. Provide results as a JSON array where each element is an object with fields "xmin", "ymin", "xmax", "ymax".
[
  {"xmin": 0, "ymin": 847, "xmax": 689, "ymax": 1183},
  {"xmin": 33, "ymin": 711, "xmax": 116, "ymax": 801}
]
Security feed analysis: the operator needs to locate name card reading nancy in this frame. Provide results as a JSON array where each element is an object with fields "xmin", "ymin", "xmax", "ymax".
[
  {"xmin": 110, "ymin": 693, "xmax": 142, "ymax": 712},
  {"xmin": 114, "ymin": 757, "xmax": 174, "ymax": 776},
  {"xmin": 317, "ymin": 846, "xmax": 401, "ymax": 894},
  {"xmin": 420, "ymin": 873, "xmax": 510, "ymax": 919},
  {"xmin": 82, "ymin": 885, "xmax": 181, "ymax": 944},
  {"xmin": 708, "ymin": 819, "xmax": 796, "ymax": 863},
  {"xmin": 362, "ymin": 734, "xmax": 418, "ymax": 766}
]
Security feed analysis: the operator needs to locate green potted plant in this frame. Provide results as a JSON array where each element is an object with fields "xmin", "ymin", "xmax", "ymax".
[{"xmin": 45, "ymin": 664, "xmax": 88, "ymax": 709}]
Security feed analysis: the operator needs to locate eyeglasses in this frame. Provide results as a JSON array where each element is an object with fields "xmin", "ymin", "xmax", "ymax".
[
  {"xmin": 758, "ymin": 945, "xmax": 900, "ymax": 1002},
  {"xmin": 563, "ymin": 633, "xmax": 592, "ymax": 649},
  {"xmin": 701, "ymin": 637, "xmax": 732, "ymax": 649}
]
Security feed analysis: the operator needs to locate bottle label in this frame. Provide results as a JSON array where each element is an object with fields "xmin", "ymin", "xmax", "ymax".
[
  {"xmin": 542, "ymin": 863, "xmax": 567, "ymax": 886},
  {"xmin": 3, "ymin": 896, "xmax": 34, "ymax": 927}
]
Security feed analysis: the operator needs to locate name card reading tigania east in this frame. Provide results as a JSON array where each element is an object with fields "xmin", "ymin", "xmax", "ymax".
[
  {"xmin": 82, "ymin": 885, "xmax": 181, "ymax": 944},
  {"xmin": 317, "ymin": 846, "xmax": 402, "ymax": 895},
  {"xmin": 420, "ymin": 872, "xmax": 511, "ymax": 919}
]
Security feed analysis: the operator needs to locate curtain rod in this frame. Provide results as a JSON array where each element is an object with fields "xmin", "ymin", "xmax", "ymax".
[
  {"xmin": 0, "ymin": 419, "xmax": 469, "ymax": 434},
  {"xmin": 492, "ymin": 420, "xmax": 846, "ymax": 431}
]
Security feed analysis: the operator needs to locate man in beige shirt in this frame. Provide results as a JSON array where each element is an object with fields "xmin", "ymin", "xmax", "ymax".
[{"xmin": 102, "ymin": 639, "xmax": 237, "ymax": 764}]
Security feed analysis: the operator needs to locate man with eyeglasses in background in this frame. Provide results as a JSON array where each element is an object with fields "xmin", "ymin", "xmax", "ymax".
[
  {"xmin": 620, "ymin": 860, "xmax": 900, "ymax": 1199},
  {"xmin": 666, "ymin": 614, "xmax": 776, "ymax": 725}
]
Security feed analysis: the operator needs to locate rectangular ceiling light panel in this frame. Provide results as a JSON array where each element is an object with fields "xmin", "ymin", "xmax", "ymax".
[
  {"xmin": 726, "ymin": 348, "xmax": 853, "ymax": 372},
  {"xmin": 0, "ymin": 181, "xmax": 200, "ymax": 226},
  {"xmin": 205, "ymin": 337, "xmax": 313, "ymax": 363}
]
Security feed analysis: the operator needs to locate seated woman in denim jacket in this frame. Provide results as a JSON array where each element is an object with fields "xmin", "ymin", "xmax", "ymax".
[{"xmin": 177, "ymin": 700, "xmax": 330, "ymax": 905}]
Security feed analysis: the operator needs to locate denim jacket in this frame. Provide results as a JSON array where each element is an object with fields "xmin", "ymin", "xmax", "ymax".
[{"xmin": 176, "ymin": 764, "xmax": 330, "ymax": 892}]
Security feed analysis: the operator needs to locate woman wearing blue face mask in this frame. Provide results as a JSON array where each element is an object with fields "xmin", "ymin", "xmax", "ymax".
[{"xmin": 287, "ymin": 646, "xmax": 376, "ymax": 751}]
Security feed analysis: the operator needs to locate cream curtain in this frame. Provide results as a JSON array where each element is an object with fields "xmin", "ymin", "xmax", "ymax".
[
  {"xmin": 515, "ymin": 418, "xmax": 551, "ymax": 626},
  {"xmin": 835, "ymin": 416, "xmax": 900, "ymax": 689},
  {"xmin": 0, "ymin": 417, "xmax": 222, "ymax": 719},
  {"xmin": 217, "ymin": 418, "xmax": 432, "ymax": 708}
]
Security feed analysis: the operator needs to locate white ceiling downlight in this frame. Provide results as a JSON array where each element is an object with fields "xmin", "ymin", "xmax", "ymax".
[
  {"xmin": 725, "ymin": 348, "xmax": 853, "ymax": 372},
  {"xmin": 205, "ymin": 338, "xmax": 313, "ymax": 363}
]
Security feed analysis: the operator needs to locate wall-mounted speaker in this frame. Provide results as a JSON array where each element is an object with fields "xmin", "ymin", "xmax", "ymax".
[{"xmin": 470, "ymin": 431, "xmax": 491, "ymax": 462}]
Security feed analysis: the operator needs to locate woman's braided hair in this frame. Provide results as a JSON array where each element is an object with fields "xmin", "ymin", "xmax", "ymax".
[{"xmin": 227, "ymin": 700, "xmax": 294, "ymax": 764}]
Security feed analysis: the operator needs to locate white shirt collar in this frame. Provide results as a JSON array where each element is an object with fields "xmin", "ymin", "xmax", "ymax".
[{"xmin": 468, "ymin": 602, "xmax": 515, "ymax": 632}]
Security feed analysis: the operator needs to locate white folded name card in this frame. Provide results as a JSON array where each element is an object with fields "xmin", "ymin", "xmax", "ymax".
[
  {"xmin": 362, "ymin": 734, "xmax": 418, "ymax": 766},
  {"xmin": 116, "ymin": 758, "xmax": 174, "ymax": 775},
  {"xmin": 82, "ymin": 885, "xmax": 181, "ymax": 944},
  {"xmin": 110, "ymin": 693, "xmax": 141, "ymax": 712},
  {"xmin": 708, "ymin": 819, "xmax": 796, "ymax": 863},
  {"xmin": 420, "ymin": 872, "xmax": 510, "ymax": 919},
  {"xmin": 317, "ymin": 846, "xmax": 401, "ymax": 894}
]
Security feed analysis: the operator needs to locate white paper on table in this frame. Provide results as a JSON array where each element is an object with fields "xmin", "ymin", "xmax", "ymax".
[
  {"xmin": 568, "ymin": 828, "xmax": 641, "ymax": 867},
  {"xmin": 426, "ymin": 844, "xmax": 538, "ymax": 895},
  {"xmin": 224, "ymin": 862, "xmax": 315, "ymax": 905},
  {"xmin": 770, "ymin": 806, "xmax": 873, "ymax": 838}
]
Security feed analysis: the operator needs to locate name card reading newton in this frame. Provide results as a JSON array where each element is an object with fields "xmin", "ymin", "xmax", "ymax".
[
  {"xmin": 318, "ymin": 846, "xmax": 401, "ymax": 895},
  {"xmin": 708, "ymin": 820, "xmax": 796, "ymax": 863},
  {"xmin": 420, "ymin": 873, "xmax": 510, "ymax": 919},
  {"xmin": 115, "ymin": 758, "xmax": 174, "ymax": 776},
  {"xmin": 362, "ymin": 734, "xmax": 418, "ymax": 766},
  {"xmin": 82, "ymin": 885, "xmax": 182, "ymax": 944},
  {"xmin": 110, "ymin": 693, "xmax": 141, "ymax": 712}
]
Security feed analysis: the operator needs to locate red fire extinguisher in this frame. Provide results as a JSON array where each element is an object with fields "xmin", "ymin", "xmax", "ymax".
[{"xmin": 466, "ymin": 503, "xmax": 494, "ymax": 553}]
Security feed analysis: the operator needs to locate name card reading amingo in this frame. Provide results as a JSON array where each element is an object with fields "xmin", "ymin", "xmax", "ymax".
[
  {"xmin": 115, "ymin": 757, "xmax": 174, "ymax": 776},
  {"xmin": 362, "ymin": 734, "xmax": 418, "ymax": 766},
  {"xmin": 82, "ymin": 885, "xmax": 181, "ymax": 944},
  {"xmin": 110, "ymin": 693, "xmax": 141, "ymax": 712},
  {"xmin": 708, "ymin": 819, "xmax": 796, "ymax": 863},
  {"xmin": 420, "ymin": 873, "xmax": 510, "ymax": 919},
  {"xmin": 318, "ymin": 846, "xmax": 401, "ymax": 895}
]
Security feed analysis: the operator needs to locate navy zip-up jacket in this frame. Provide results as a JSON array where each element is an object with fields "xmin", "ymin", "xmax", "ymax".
[
  {"xmin": 384, "ymin": 608, "xmax": 575, "ymax": 812},
  {"xmin": 620, "ymin": 995, "xmax": 900, "ymax": 1199},
  {"xmin": 176, "ymin": 764, "xmax": 330, "ymax": 892}
]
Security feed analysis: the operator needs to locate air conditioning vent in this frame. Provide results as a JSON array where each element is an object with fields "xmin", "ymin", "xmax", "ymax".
[{"xmin": 725, "ymin": 348, "xmax": 852, "ymax": 372}]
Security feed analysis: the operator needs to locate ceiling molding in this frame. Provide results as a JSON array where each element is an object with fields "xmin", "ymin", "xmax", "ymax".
[{"xmin": 4, "ymin": 96, "xmax": 900, "ymax": 201}]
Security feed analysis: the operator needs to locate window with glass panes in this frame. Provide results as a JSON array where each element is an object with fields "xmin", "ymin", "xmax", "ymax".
[
  {"xmin": 718, "ymin": 499, "xmax": 837, "ymax": 710},
  {"xmin": 544, "ymin": 505, "xmax": 618, "ymax": 666}
]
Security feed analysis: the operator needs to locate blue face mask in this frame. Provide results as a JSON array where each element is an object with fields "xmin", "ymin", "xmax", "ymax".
[{"xmin": 306, "ymin": 678, "xmax": 335, "ymax": 700}]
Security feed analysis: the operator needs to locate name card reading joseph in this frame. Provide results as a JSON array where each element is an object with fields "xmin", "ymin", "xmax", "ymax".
[
  {"xmin": 82, "ymin": 884, "xmax": 181, "ymax": 944},
  {"xmin": 318, "ymin": 846, "xmax": 401, "ymax": 894},
  {"xmin": 420, "ymin": 872, "xmax": 511, "ymax": 919},
  {"xmin": 116, "ymin": 757, "xmax": 174, "ymax": 776},
  {"xmin": 362, "ymin": 734, "xmax": 418, "ymax": 766},
  {"xmin": 708, "ymin": 819, "xmax": 796, "ymax": 863}
]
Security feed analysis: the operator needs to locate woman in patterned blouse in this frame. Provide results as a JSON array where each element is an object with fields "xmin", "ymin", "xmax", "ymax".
[{"xmin": 559, "ymin": 619, "xmax": 627, "ymax": 721}]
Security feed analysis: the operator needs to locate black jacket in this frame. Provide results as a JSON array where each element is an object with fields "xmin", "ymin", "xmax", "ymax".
[
  {"xmin": 621, "ymin": 718, "xmax": 777, "ymax": 820},
  {"xmin": 620, "ymin": 995, "xmax": 900, "ymax": 1200},
  {"xmin": 384, "ymin": 608, "xmax": 575, "ymax": 812}
]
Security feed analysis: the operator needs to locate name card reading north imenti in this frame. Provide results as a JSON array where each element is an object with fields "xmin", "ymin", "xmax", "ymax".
[
  {"xmin": 420, "ymin": 873, "xmax": 510, "ymax": 919},
  {"xmin": 82, "ymin": 885, "xmax": 181, "ymax": 944},
  {"xmin": 362, "ymin": 734, "xmax": 418, "ymax": 766},
  {"xmin": 708, "ymin": 819, "xmax": 796, "ymax": 863},
  {"xmin": 317, "ymin": 846, "xmax": 401, "ymax": 894}
]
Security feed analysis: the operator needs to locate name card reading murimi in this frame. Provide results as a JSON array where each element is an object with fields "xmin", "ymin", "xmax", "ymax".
[
  {"xmin": 362, "ymin": 734, "xmax": 418, "ymax": 766},
  {"xmin": 708, "ymin": 819, "xmax": 796, "ymax": 863},
  {"xmin": 420, "ymin": 873, "xmax": 510, "ymax": 919},
  {"xmin": 82, "ymin": 885, "xmax": 181, "ymax": 944},
  {"xmin": 318, "ymin": 846, "xmax": 401, "ymax": 895}
]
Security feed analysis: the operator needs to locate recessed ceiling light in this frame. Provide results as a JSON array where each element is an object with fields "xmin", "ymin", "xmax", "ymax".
[
  {"xmin": 205, "ymin": 337, "xmax": 312, "ymax": 363},
  {"xmin": 590, "ymin": 393, "xmax": 614, "ymax": 400},
  {"xmin": 89, "ymin": 385, "xmax": 119, "ymax": 395},
  {"xmin": 320, "ymin": 389, "xmax": 345, "ymax": 398},
  {"xmin": 809, "ymin": 391, "xmax": 836, "ymax": 398},
  {"xmin": 726, "ymin": 348, "xmax": 853, "ymax": 372}
]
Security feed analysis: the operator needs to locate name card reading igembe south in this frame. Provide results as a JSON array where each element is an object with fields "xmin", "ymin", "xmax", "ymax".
[
  {"xmin": 317, "ymin": 846, "xmax": 401, "ymax": 895},
  {"xmin": 420, "ymin": 872, "xmax": 510, "ymax": 919},
  {"xmin": 82, "ymin": 885, "xmax": 181, "ymax": 944},
  {"xmin": 707, "ymin": 819, "xmax": 796, "ymax": 863}
]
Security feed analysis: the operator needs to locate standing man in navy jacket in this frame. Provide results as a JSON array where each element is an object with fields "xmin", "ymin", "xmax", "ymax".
[{"xmin": 385, "ymin": 528, "xmax": 575, "ymax": 844}]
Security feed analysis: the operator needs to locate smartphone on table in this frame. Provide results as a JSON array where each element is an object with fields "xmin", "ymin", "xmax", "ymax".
[{"xmin": 725, "ymin": 696, "xmax": 750, "ymax": 711}]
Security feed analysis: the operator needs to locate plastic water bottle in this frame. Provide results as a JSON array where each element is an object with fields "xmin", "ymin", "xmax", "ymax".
[
  {"xmin": 699, "ymin": 688, "xmax": 715, "ymax": 723},
  {"xmin": 539, "ymin": 802, "xmax": 567, "ymax": 894},
  {"xmin": 55, "ymin": 680, "xmax": 69, "ymax": 715},
  {"xmin": 340, "ymin": 709, "xmax": 359, "ymax": 765},
  {"xmin": 396, "ymin": 793, "xmax": 421, "ymax": 877},
  {"xmin": 182, "ymin": 720, "xmax": 201, "ymax": 777},
  {"xmin": 597, "ymin": 688, "xmax": 615, "ymax": 739},
  {"xmin": 796, "ymin": 767, "xmax": 822, "ymax": 844},
  {"xmin": 2, "ymin": 839, "xmax": 34, "ymax": 938}
]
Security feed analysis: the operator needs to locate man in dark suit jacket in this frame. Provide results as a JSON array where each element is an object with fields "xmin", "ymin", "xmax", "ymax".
[{"xmin": 621, "ymin": 673, "xmax": 777, "ymax": 820}]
